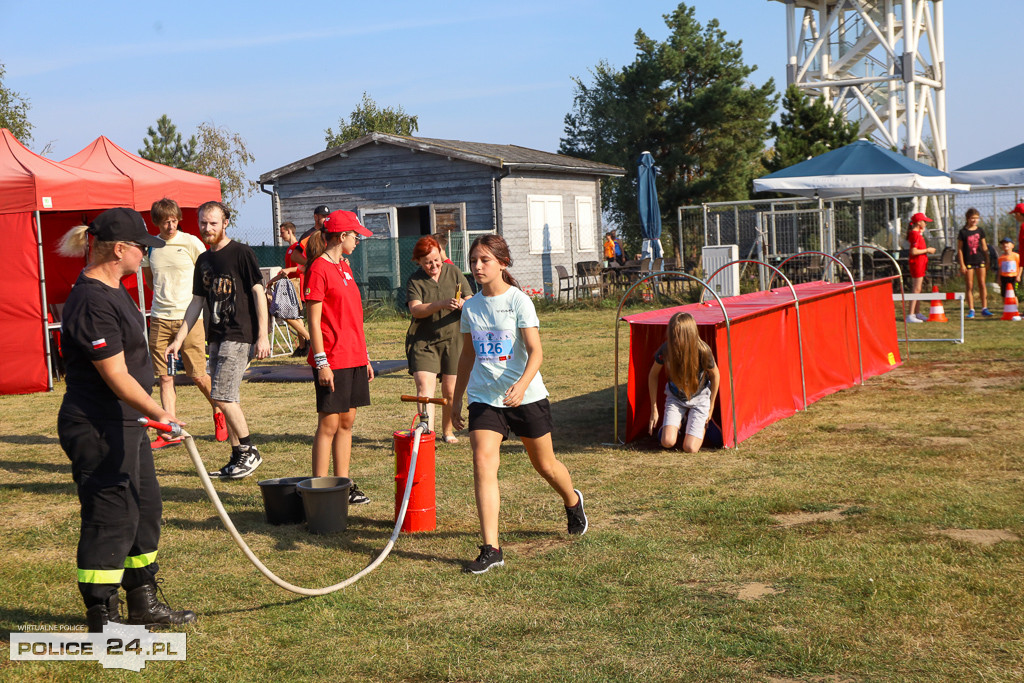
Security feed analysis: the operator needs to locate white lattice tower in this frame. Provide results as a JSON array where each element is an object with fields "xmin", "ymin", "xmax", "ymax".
[{"xmin": 774, "ymin": 0, "xmax": 947, "ymax": 171}]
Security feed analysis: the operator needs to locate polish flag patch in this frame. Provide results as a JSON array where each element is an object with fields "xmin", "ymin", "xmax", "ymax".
[{"xmin": 91, "ymin": 339, "xmax": 107, "ymax": 349}]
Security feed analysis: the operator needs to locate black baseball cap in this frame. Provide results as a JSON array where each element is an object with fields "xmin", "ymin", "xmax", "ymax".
[
  {"xmin": 88, "ymin": 208, "xmax": 164, "ymax": 248},
  {"xmin": 313, "ymin": 205, "xmax": 330, "ymax": 216}
]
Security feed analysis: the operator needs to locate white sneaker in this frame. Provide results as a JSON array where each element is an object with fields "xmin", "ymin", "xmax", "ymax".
[
  {"xmin": 915, "ymin": 313, "xmax": 929, "ymax": 322},
  {"xmin": 905, "ymin": 315, "xmax": 924, "ymax": 324}
]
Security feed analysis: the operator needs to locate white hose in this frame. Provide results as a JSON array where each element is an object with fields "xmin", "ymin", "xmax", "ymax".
[{"xmin": 175, "ymin": 423, "xmax": 424, "ymax": 596}]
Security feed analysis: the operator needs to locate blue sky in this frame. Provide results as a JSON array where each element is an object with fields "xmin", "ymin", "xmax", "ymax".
[{"xmin": 2, "ymin": 1, "xmax": 1019, "ymax": 239}]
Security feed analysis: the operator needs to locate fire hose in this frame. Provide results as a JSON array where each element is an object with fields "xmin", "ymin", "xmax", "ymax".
[{"xmin": 139, "ymin": 394, "xmax": 445, "ymax": 596}]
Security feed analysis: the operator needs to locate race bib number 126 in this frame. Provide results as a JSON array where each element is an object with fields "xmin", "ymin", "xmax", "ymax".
[{"xmin": 472, "ymin": 329, "xmax": 515, "ymax": 363}]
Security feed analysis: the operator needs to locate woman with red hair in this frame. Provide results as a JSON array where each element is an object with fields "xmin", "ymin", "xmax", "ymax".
[{"xmin": 405, "ymin": 235, "xmax": 473, "ymax": 442}]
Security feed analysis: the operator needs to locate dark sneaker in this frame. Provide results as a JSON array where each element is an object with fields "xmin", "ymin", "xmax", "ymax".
[
  {"xmin": 225, "ymin": 445, "xmax": 262, "ymax": 480},
  {"xmin": 209, "ymin": 448, "xmax": 243, "ymax": 478},
  {"xmin": 982, "ymin": 307, "xmax": 994, "ymax": 317},
  {"xmin": 566, "ymin": 488, "xmax": 588, "ymax": 536},
  {"xmin": 465, "ymin": 544, "xmax": 504, "ymax": 574},
  {"xmin": 348, "ymin": 481, "xmax": 370, "ymax": 505}
]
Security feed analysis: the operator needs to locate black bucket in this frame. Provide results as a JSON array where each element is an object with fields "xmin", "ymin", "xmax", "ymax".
[
  {"xmin": 297, "ymin": 476, "xmax": 352, "ymax": 534},
  {"xmin": 257, "ymin": 477, "xmax": 310, "ymax": 525}
]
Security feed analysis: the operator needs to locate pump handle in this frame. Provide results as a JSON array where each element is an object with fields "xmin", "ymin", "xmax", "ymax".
[
  {"xmin": 400, "ymin": 395, "xmax": 448, "ymax": 406},
  {"xmin": 137, "ymin": 417, "xmax": 182, "ymax": 437}
]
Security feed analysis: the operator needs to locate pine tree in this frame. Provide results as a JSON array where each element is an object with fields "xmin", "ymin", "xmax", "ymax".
[
  {"xmin": 764, "ymin": 84, "xmax": 859, "ymax": 173},
  {"xmin": 560, "ymin": 3, "xmax": 777, "ymax": 249},
  {"xmin": 139, "ymin": 114, "xmax": 197, "ymax": 170}
]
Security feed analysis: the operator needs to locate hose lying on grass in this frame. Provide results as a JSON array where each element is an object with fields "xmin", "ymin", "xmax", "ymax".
[{"xmin": 140, "ymin": 417, "xmax": 427, "ymax": 597}]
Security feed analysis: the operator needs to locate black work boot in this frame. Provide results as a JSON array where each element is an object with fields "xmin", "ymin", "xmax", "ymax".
[
  {"xmin": 125, "ymin": 581, "xmax": 197, "ymax": 628},
  {"xmin": 85, "ymin": 592, "xmax": 123, "ymax": 633}
]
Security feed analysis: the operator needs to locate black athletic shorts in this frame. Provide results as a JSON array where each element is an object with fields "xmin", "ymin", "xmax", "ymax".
[
  {"xmin": 313, "ymin": 366, "xmax": 371, "ymax": 414},
  {"xmin": 468, "ymin": 399, "xmax": 553, "ymax": 441}
]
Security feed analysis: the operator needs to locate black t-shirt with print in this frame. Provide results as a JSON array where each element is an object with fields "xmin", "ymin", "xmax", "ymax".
[
  {"xmin": 958, "ymin": 227, "xmax": 988, "ymax": 266},
  {"xmin": 193, "ymin": 240, "xmax": 262, "ymax": 344},
  {"xmin": 59, "ymin": 272, "xmax": 154, "ymax": 422}
]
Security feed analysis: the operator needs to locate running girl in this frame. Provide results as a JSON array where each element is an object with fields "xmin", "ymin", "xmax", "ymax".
[
  {"xmin": 451, "ymin": 235, "xmax": 587, "ymax": 574},
  {"xmin": 647, "ymin": 312, "xmax": 721, "ymax": 452}
]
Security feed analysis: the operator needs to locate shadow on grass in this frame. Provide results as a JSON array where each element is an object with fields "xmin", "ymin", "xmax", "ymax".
[
  {"xmin": 0, "ymin": 458, "xmax": 71, "ymax": 474},
  {"xmin": 1, "ymin": 607, "xmax": 84, "ymax": 639},
  {"xmin": 0, "ymin": 481, "xmax": 74, "ymax": 496},
  {"xmin": 0, "ymin": 434, "xmax": 60, "ymax": 445}
]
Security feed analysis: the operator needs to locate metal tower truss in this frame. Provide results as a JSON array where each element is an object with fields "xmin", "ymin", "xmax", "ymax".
[{"xmin": 777, "ymin": 0, "xmax": 947, "ymax": 171}]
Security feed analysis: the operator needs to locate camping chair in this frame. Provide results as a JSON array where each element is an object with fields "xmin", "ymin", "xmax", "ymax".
[
  {"xmin": 928, "ymin": 247, "xmax": 955, "ymax": 286},
  {"xmin": 554, "ymin": 265, "xmax": 575, "ymax": 301}
]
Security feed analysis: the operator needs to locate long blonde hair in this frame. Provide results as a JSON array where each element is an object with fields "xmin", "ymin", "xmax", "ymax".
[{"xmin": 664, "ymin": 312, "xmax": 710, "ymax": 398}]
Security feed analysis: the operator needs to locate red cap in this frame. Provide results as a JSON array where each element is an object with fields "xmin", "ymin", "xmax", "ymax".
[
  {"xmin": 1009, "ymin": 203, "xmax": 1024, "ymax": 215},
  {"xmin": 323, "ymin": 210, "xmax": 372, "ymax": 237},
  {"xmin": 909, "ymin": 212, "xmax": 932, "ymax": 224}
]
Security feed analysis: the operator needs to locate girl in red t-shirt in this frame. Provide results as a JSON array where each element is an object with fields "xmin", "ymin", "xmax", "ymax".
[
  {"xmin": 305, "ymin": 210, "xmax": 375, "ymax": 505},
  {"xmin": 906, "ymin": 213, "xmax": 936, "ymax": 323}
]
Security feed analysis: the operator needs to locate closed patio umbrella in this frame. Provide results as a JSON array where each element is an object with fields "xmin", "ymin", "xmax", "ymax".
[{"xmin": 638, "ymin": 151, "xmax": 663, "ymax": 260}]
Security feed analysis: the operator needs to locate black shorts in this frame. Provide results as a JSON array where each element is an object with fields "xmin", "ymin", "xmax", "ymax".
[
  {"xmin": 468, "ymin": 399, "xmax": 554, "ymax": 441},
  {"xmin": 313, "ymin": 366, "xmax": 371, "ymax": 414},
  {"xmin": 964, "ymin": 262, "xmax": 986, "ymax": 270}
]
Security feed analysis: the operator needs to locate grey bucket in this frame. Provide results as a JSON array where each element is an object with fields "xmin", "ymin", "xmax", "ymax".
[
  {"xmin": 297, "ymin": 476, "xmax": 352, "ymax": 534},
  {"xmin": 257, "ymin": 477, "xmax": 310, "ymax": 525}
]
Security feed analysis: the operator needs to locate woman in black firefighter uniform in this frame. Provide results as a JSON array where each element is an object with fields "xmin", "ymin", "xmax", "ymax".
[{"xmin": 56, "ymin": 208, "xmax": 197, "ymax": 631}]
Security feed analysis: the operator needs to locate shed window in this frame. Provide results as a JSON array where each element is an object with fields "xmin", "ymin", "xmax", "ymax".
[
  {"xmin": 527, "ymin": 195, "xmax": 564, "ymax": 255},
  {"xmin": 575, "ymin": 196, "xmax": 596, "ymax": 252}
]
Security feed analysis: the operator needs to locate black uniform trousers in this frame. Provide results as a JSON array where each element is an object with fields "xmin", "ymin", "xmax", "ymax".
[{"xmin": 57, "ymin": 416, "xmax": 162, "ymax": 608}]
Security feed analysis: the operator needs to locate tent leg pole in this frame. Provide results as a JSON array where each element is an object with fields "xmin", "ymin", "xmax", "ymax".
[{"xmin": 36, "ymin": 211, "xmax": 53, "ymax": 392}]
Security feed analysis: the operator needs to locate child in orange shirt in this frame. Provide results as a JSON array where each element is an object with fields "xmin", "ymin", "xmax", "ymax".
[{"xmin": 998, "ymin": 237, "xmax": 1021, "ymax": 297}]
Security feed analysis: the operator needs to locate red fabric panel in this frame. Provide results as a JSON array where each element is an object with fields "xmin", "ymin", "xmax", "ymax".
[
  {"xmin": 0, "ymin": 213, "xmax": 48, "ymax": 394},
  {"xmin": 624, "ymin": 279, "xmax": 902, "ymax": 447}
]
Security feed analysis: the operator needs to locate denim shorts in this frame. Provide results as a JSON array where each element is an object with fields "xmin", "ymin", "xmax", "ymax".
[
  {"xmin": 663, "ymin": 385, "xmax": 712, "ymax": 439},
  {"xmin": 208, "ymin": 340, "xmax": 252, "ymax": 403}
]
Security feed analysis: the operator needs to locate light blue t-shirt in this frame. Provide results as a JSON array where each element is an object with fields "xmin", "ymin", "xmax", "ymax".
[{"xmin": 460, "ymin": 286, "xmax": 548, "ymax": 407}]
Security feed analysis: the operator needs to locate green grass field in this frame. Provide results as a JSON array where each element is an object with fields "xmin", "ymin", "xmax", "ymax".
[{"xmin": 1, "ymin": 303, "xmax": 1022, "ymax": 682}]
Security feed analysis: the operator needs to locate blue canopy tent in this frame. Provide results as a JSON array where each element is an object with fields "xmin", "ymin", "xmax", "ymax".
[
  {"xmin": 951, "ymin": 142, "xmax": 1024, "ymax": 186},
  {"xmin": 754, "ymin": 140, "xmax": 968, "ymax": 199},
  {"xmin": 638, "ymin": 151, "xmax": 663, "ymax": 260}
]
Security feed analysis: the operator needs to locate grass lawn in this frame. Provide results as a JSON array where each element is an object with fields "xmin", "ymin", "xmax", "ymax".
[{"xmin": 1, "ymin": 302, "xmax": 1022, "ymax": 682}]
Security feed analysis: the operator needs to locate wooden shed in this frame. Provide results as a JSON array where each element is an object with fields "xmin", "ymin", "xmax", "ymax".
[{"xmin": 259, "ymin": 133, "xmax": 624, "ymax": 295}]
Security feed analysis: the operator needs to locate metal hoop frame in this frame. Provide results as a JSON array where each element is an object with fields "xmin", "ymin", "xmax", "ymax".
[
  {"xmin": 769, "ymin": 251, "xmax": 864, "ymax": 385},
  {"xmin": 835, "ymin": 245, "xmax": 909, "ymax": 361}
]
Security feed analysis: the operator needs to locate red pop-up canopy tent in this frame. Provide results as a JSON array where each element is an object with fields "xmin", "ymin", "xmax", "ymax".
[
  {"xmin": 0, "ymin": 128, "xmax": 135, "ymax": 395},
  {"xmin": 62, "ymin": 136, "xmax": 222, "ymax": 308}
]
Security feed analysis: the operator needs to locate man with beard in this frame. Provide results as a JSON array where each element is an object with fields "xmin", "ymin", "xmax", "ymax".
[{"xmin": 166, "ymin": 201, "xmax": 270, "ymax": 479}]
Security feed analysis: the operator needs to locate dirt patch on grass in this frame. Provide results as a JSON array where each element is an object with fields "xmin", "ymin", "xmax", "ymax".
[
  {"xmin": 919, "ymin": 436, "xmax": 973, "ymax": 449},
  {"xmin": 929, "ymin": 529, "xmax": 1020, "ymax": 546},
  {"xmin": 503, "ymin": 537, "xmax": 565, "ymax": 557},
  {"xmin": 771, "ymin": 505, "xmax": 856, "ymax": 528},
  {"xmin": 735, "ymin": 582, "xmax": 783, "ymax": 601}
]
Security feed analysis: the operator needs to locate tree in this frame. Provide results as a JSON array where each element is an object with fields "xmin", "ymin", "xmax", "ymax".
[
  {"xmin": 560, "ymin": 3, "xmax": 777, "ymax": 250},
  {"xmin": 139, "ymin": 114, "xmax": 196, "ymax": 169},
  {"xmin": 191, "ymin": 121, "xmax": 257, "ymax": 209},
  {"xmin": 324, "ymin": 92, "xmax": 419, "ymax": 149},
  {"xmin": 0, "ymin": 62, "xmax": 33, "ymax": 144},
  {"xmin": 764, "ymin": 84, "xmax": 859, "ymax": 174}
]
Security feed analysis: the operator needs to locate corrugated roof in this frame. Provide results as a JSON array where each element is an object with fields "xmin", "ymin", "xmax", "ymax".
[{"xmin": 260, "ymin": 132, "xmax": 624, "ymax": 182}]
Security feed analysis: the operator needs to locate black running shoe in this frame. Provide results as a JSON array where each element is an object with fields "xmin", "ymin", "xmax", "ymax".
[
  {"xmin": 566, "ymin": 488, "xmax": 588, "ymax": 536},
  {"xmin": 225, "ymin": 445, "xmax": 262, "ymax": 480},
  {"xmin": 465, "ymin": 544, "xmax": 504, "ymax": 574},
  {"xmin": 348, "ymin": 481, "xmax": 370, "ymax": 505}
]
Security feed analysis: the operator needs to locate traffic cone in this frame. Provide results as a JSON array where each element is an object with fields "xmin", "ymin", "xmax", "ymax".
[
  {"xmin": 926, "ymin": 285, "xmax": 948, "ymax": 322},
  {"xmin": 1001, "ymin": 284, "xmax": 1021, "ymax": 321}
]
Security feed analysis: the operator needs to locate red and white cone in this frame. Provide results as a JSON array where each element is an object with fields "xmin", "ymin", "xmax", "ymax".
[
  {"xmin": 1001, "ymin": 284, "xmax": 1021, "ymax": 321},
  {"xmin": 926, "ymin": 285, "xmax": 948, "ymax": 322}
]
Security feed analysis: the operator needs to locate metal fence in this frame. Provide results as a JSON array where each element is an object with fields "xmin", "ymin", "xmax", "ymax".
[{"xmin": 681, "ymin": 187, "xmax": 1024, "ymax": 271}]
